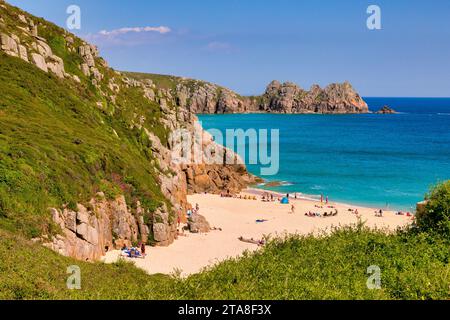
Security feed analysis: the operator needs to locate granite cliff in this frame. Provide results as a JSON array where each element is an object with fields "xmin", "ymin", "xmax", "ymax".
[{"xmin": 0, "ymin": 0, "xmax": 256, "ymax": 261}]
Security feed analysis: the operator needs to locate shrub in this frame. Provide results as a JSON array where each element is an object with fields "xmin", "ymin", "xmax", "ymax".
[{"xmin": 416, "ymin": 181, "xmax": 450, "ymax": 237}]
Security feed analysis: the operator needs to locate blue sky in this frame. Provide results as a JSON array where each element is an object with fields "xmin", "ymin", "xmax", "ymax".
[{"xmin": 7, "ymin": 0, "xmax": 450, "ymax": 97}]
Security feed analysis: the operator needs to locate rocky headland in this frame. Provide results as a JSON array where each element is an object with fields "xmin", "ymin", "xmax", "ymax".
[{"xmin": 136, "ymin": 73, "xmax": 369, "ymax": 114}]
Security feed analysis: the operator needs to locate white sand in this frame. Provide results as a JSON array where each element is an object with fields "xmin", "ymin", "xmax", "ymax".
[{"xmin": 103, "ymin": 189, "xmax": 413, "ymax": 277}]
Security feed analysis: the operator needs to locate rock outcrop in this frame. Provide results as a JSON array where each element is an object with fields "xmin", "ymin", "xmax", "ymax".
[
  {"xmin": 172, "ymin": 78, "xmax": 368, "ymax": 114},
  {"xmin": 376, "ymin": 105, "xmax": 397, "ymax": 114},
  {"xmin": 46, "ymin": 193, "xmax": 142, "ymax": 261},
  {"xmin": 188, "ymin": 214, "xmax": 211, "ymax": 233}
]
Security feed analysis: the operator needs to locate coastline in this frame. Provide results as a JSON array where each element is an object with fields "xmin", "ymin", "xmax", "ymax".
[
  {"xmin": 103, "ymin": 189, "xmax": 413, "ymax": 277},
  {"xmin": 248, "ymin": 185, "xmax": 410, "ymax": 212}
]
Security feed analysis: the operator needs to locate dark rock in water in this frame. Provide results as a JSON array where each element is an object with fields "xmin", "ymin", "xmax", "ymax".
[
  {"xmin": 264, "ymin": 181, "xmax": 283, "ymax": 187},
  {"xmin": 376, "ymin": 105, "xmax": 397, "ymax": 114}
]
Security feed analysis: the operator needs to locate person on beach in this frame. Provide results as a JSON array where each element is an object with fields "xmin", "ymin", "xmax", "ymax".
[
  {"xmin": 320, "ymin": 194, "xmax": 323, "ymax": 203},
  {"xmin": 290, "ymin": 204, "xmax": 296, "ymax": 214},
  {"xmin": 326, "ymin": 196, "xmax": 329, "ymax": 204},
  {"xmin": 141, "ymin": 242, "xmax": 146, "ymax": 256}
]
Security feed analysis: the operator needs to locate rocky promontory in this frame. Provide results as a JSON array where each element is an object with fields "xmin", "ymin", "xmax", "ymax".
[{"xmin": 164, "ymin": 76, "xmax": 369, "ymax": 114}]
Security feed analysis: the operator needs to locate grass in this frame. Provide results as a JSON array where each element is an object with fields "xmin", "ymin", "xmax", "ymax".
[
  {"xmin": 1, "ymin": 225, "xmax": 449, "ymax": 300},
  {"xmin": 0, "ymin": 53, "xmax": 171, "ymax": 238}
]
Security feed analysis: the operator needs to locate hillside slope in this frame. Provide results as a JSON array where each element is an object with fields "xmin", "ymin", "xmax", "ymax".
[{"xmin": 0, "ymin": 0, "xmax": 256, "ymax": 261}]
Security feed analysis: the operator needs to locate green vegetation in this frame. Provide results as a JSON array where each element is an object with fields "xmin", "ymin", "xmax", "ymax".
[
  {"xmin": 416, "ymin": 181, "xmax": 450, "ymax": 237},
  {"xmin": 124, "ymin": 72, "xmax": 184, "ymax": 91},
  {"xmin": 0, "ymin": 53, "xmax": 170, "ymax": 237},
  {"xmin": 1, "ymin": 224, "xmax": 449, "ymax": 300}
]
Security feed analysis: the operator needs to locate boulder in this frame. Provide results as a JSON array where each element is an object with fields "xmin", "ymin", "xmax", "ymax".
[
  {"xmin": 376, "ymin": 105, "xmax": 397, "ymax": 114},
  {"xmin": 18, "ymin": 44, "xmax": 28, "ymax": 61},
  {"xmin": 47, "ymin": 55, "xmax": 65, "ymax": 78},
  {"xmin": 153, "ymin": 223, "xmax": 169, "ymax": 242},
  {"xmin": 80, "ymin": 63, "xmax": 90, "ymax": 77},
  {"xmin": 188, "ymin": 214, "xmax": 210, "ymax": 233},
  {"xmin": 36, "ymin": 40, "xmax": 52, "ymax": 57},
  {"xmin": 63, "ymin": 210, "xmax": 77, "ymax": 233},
  {"xmin": 31, "ymin": 53, "xmax": 48, "ymax": 72},
  {"xmin": 18, "ymin": 14, "xmax": 27, "ymax": 24},
  {"xmin": 90, "ymin": 67, "xmax": 103, "ymax": 81},
  {"xmin": 1, "ymin": 33, "xmax": 18, "ymax": 56},
  {"xmin": 76, "ymin": 206, "xmax": 90, "ymax": 224}
]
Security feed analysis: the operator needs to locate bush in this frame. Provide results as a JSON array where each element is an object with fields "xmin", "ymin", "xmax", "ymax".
[{"xmin": 416, "ymin": 181, "xmax": 450, "ymax": 237}]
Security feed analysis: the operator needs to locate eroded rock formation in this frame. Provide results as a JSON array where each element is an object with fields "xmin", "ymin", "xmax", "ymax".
[{"xmin": 174, "ymin": 79, "xmax": 368, "ymax": 114}]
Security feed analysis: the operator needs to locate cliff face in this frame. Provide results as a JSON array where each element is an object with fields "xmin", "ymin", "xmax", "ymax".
[
  {"xmin": 0, "ymin": 0, "xmax": 363, "ymax": 262},
  {"xmin": 157, "ymin": 76, "xmax": 368, "ymax": 114},
  {"xmin": 0, "ymin": 1, "xmax": 256, "ymax": 261}
]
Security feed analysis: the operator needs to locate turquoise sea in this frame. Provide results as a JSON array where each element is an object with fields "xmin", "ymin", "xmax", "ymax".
[{"xmin": 198, "ymin": 98, "xmax": 450, "ymax": 211}]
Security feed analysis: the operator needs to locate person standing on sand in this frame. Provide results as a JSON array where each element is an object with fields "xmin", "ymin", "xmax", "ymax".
[
  {"xmin": 290, "ymin": 204, "xmax": 296, "ymax": 214},
  {"xmin": 141, "ymin": 242, "xmax": 146, "ymax": 256},
  {"xmin": 326, "ymin": 196, "xmax": 329, "ymax": 204},
  {"xmin": 321, "ymin": 194, "xmax": 323, "ymax": 203}
]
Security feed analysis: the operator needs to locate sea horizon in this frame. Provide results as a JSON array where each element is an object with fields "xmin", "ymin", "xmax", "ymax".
[{"xmin": 198, "ymin": 97, "xmax": 450, "ymax": 211}]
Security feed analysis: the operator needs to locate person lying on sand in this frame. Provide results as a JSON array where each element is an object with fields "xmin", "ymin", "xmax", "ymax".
[
  {"xmin": 121, "ymin": 247, "xmax": 145, "ymax": 259},
  {"xmin": 238, "ymin": 236, "xmax": 266, "ymax": 246},
  {"xmin": 211, "ymin": 227, "xmax": 223, "ymax": 231}
]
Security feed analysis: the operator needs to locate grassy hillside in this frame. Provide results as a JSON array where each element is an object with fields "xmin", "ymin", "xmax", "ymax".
[
  {"xmin": 0, "ymin": 53, "xmax": 170, "ymax": 238},
  {"xmin": 1, "ymin": 225, "xmax": 449, "ymax": 300}
]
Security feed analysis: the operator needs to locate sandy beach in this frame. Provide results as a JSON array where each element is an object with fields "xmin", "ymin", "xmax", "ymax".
[{"xmin": 103, "ymin": 189, "xmax": 413, "ymax": 277}]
